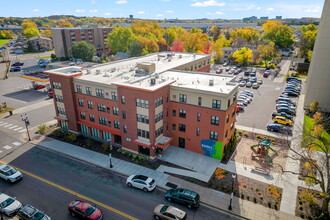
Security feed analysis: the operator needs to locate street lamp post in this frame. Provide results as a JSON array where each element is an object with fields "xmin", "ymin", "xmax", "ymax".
[
  {"xmin": 108, "ymin": 139, "xmax": 113, "ymax": 168},
  {"xmin": 228, "ymin": 173, "xmax": 237, "ymax": 211},
  {"xmin": 21, "ymin": 113, "xmax": 31, "ymax": 141}
]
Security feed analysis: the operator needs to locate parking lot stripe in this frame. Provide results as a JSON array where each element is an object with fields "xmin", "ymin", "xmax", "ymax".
[
  {"xmin": 3, "ymin": 124, "xmax": 13, "ymax": 128},
  {"xmin": 3, "ymin": 146, "xmax": 12, "ymax": 150},
  {"xmin": 13, "ymin": 127, "xmax": 23, "ymax": 131},
  {"xmin": 12, "ymin": 142, "xmax": 21, "ymax": 146},
  {"xmin": 0, "ymin": 161, "xmax": 138, "ymax": 220},
  {"xmin": 8, "ymin": 125, "xmax": 18, "ymax": 129}
]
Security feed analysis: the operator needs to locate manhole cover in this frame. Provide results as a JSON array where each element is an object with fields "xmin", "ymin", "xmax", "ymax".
[{"xmin": 165, "ymin": 182, "xmax": 178, "ymax": 189}]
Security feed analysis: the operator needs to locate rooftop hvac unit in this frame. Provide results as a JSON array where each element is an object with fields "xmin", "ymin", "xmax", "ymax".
[
  {"xmin": 124, "ymin": 76, "xmax": 129, "ymax": 80},
  {"xmin": 155, "ymin": 73, "xmax": 159, "ymax": 78},
  {"xmin": 150, "ymin": 78, "xmax": 156, "ymax": 85},
  {"xmin": 86, "ymin": 69, "xmax": 91, "ymax": 74},
  {"xmin": 179, "ymin": 55, "xmax": 182, "ymax": 59},
  {"xmin": 96, "ymin": 69, "xmax": 101, "ymax": 75},
  {"xmin": 209, "ymin": 79, "xmax": 214, "ymax": 86},
  {"xmin": 111, "ymin": 68, "xmax": 116, "ymax": 72}
]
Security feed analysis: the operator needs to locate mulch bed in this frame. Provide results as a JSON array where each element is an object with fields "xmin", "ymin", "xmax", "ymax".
[{"xmin": 169, "ymin": 168, "xmax": 283, "ymax": 210}]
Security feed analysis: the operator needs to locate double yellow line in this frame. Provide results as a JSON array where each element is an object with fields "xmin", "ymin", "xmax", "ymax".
[{"xmin": 0, "ymin": 161, "xmax": 138, "ymax": 220}]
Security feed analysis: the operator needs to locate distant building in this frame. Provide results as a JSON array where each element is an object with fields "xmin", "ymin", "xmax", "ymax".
[
  {"xmin": 260, "ymin": 17, "xmax": 269, "ymax": 20},
  {"xmin": 28, "ymin": 36, "xmax": 53, "ymax": 52},
  {"xmin": 52, "ymin": 24, "xmax": 114, "ymax": 58},
  {"xmin": 242, "ymin": 16, "xmax": 257, "ymax": 22},
  {"xmin": 275, "ymin": 16, "xmax": 282, "ymax": 20}
]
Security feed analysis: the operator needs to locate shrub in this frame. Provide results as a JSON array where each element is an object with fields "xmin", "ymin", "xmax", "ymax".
[
  {"xmin": 138, "ymin": 155, "xmax": 146, "ymax": 161},
  {"xmin": 246, "ymin": 195, "xmax": 250, "ymax": 200},
  {"xmin": 274, "ymin": 204, "xmax": 278, "ymax": 210},
  {"xmin": 241, "ymin": 193, "xmax": 245, "ymax": 199},
  {"xmin": 255, "ymin": 188, "xmax": 259, "ymax": 192},
  {"xmin": 253, "ymin": 197, "xmax": 257, "ymax": 203},
  {"xmin": 132, "ymin": 155, "xmax": 137, "ymax": 160},
  {"xmin": 268, "ymin": 201, "xmax": 272, "ymax": 208},
  {"xmin": 102, "ymin": 142, "xmax": 110, "ymax": 152},
  {"xmin": 117, "ymin": 149, "xmax": 121, "ymax": 153},
  {"xmin": 299, "ymin": 206, "xmax": 303, "ymax": 211},
  {"xmin": 37, "ymin": 124, "xmax": 46, "ymax": 134},
  {"xmin": 67, "ymin": 133, "xmax": 77, "ymax": 142},
  {"xmin": 300, "ymin": 213, "xmax": 304, "ymax": 219},
  {"xmin": 85, "ymin": 139, "xmax": 93, "ymax": 147}
]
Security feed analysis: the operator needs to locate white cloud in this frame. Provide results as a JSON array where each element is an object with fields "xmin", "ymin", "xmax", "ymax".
[
  {"xmin": 232, "ymin": 4, "xmax": 258, "ymax": 11},
  {"xmin": 89, "ymin": 9, "xmax": 98, "ymax": 13},
  {"xmin": 138, "ymin": 11, "xmax": 145, "ymax": 14},
  {"xmin": 266, "ymin": 8, "xmax": 275, "ymax": 11},
  {"xmin": 207, "ymin": 11, "xmax": 224, "ymax": 15},
  {"xmin": 75, "ymin": 9, "xmax": 85, "ymax": 13},
  {"xmin": 166, "ymin": 10, "xmax": 174, "ymax": 13},
  {"xmin": 305, "ymin": 8, "xmax": 320, "ymax": 13},
  {"xmin": 32, "ymin": 9, "xmax": 40, "ymax": 12},
  {"xmin": 116, "ymin": 0, "xmax": 128, "ymax": 4},
  {"xmin": 157, "ymin": 14, "xmax": 163, "ymax": 17},
  {"xmin": 275, "ymin": 3, "xmax": 322, "ymax": 15},
  {"xmin": 191, "ymin": 0, "xmax": 225, "ymax": 7},
  {"xmin": 256, "ymin": 7, "xmax": 261, "ymax": 10},
  {"xmin": 104, "ymin": 12, "xmax": 112, "ymax": 16}
]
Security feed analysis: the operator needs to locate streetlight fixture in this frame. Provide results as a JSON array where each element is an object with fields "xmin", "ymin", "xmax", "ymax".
[
  {"xmin": 228, "ymin": 173, "xmax": 237, "ymax": 211},
  {"xmin": 21, "ymin": 113, "xmax": 31, "ymax": 141},
  {"xmin": 108, "ymin": 139, "xmax": 113, "ymax": 168}
]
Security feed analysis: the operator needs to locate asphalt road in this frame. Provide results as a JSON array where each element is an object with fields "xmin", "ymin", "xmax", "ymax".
[{"xmin": 0, "ymin": 131, "xmax": 243, "ymax": 220}]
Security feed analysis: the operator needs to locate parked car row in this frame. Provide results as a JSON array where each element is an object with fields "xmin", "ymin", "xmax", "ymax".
[
  {"xmin": 237, "ymin": 76, "xmax": 262, "ymax": 89},
  {"xmin": 236, "ymin": 90, "xmax": 254, "ymax": 112}
]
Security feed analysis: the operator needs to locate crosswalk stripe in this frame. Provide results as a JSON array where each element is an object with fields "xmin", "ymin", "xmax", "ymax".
[
  {"xmin": 0, "ymin": 123, "xmax": 8, "ymax": 126},
  {"xmin": 8, "ymin": 125, "xmax": 18, "ymax": 129},
  {"xmin": 18, "ymin": 129, "xmax": 26, "ymax": 133},
  {"xmin": 0, "ymin": 151, "xmax": 2, "ymax": 153},
  {"xmin": 12, "ymin": 142, "xmax": 21, "ymax": 146},
  {"xmin": 3, "ymin": 146, "xmax": 12, "ymax": 150},
  {"xmin": 13, "ymin": 127, "xmax": 23, "ymax": 131},
  {"xmin": 0, "ymin": 122, "xmax": 6, "ymax": 126},
  {"xmin": 4, "ymin": 124, "xmax": 13, "ymax": 128}
]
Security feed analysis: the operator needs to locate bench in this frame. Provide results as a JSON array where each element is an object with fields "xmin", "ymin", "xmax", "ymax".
[{"xmin": 252, "ymin": 166, "xmax": 270, "ymax": 175}]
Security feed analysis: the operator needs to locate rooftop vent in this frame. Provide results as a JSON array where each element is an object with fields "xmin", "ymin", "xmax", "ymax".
[
  {"xmin": 179, "ymin": 55, "xmax": 182, "ymax": 59},
  {"xmin": 86, "ymin": 69, "xmax": 91, "ymax": 74},
  {"xmin": 150, "ymin": 78, "xmax": 156, "ymax": 85},
  {"xmin": 135, "ymin": 68, "xmax": 145, "ymax": 75},
  {"xmin": 209, "ymin": 79, "xmax": 214, "ymax": 86},
  {"xmin": 96, "ymin": 69, "xmax": 101, "ymax": 75},
  {"xmin": 155, "ymin": 73, "xmax": 159, "ymax": 78}
]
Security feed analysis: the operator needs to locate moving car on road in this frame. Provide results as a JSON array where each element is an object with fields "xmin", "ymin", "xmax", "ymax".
[
  {"xmin": 0, "ymin": 164, "xmax": 23, "ymax": 183},
  {"xmin": 165, "ymin": 188, "xmax": 200, "ymax": 209},
  {"xmin": 153, "ymin": 204, "xmax": 187, "ymax": 220},
  {"xmin": 10, "ymin": 66, "xmax": 21, "ymax": 72},
  {"xmin": 17, "ymin": 204, "xmax": 51, "ymax": 220},
  {"xmin": 34, "ymin": 84, "xmax": 46, "ymax": 90},
  {"xmin": 0, "ymin": 193, "xmax": 22, "ymax": 216},
  {"xmin": 12, "ymin": 61, "xmax": 24, "ymax": 66},
  {"xmin": 68, "ymin": 200, "xmax": 103, "ymax": 220},
  {"xmin": 126, "ymin": 174, "xmax": 156, "ymax": 192}
]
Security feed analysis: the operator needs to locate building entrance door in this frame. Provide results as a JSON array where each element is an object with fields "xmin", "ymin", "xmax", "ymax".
[
  {"xmin": 114, "ymin": 135, "xmax": 122, "ymax": 145},
  {"xmin": 138, "ymin": 145, "xmax": 150, "ymax": 156},
  {"xmin": 178, "ymin": 137, "xmax": 185, "ymax": 148}
]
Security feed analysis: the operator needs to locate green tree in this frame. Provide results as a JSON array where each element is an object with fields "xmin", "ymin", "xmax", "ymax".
[
  {"xmin": 256, "ymin": 42, "xmax": 276, "ymax": 66},
  {"xmin": 232, "ymin": 47, "xmax": 253, "ymax": 65},
  {"xmin": 298, "ymin": 24, "xmax": 318, "ymax": 57},
  {"xmin": 107, "ymin": 27, "xmax": 135, "ymax": 54},
  {"xmin": 24, "ymin": 28, "xmax": 41, "ymax": 39},
  {"xmin": 22, "ymin": 21, "xmax": 37, "ymax": 31},
  {"xmin": 262, "ymin": 21, "xmax": 294, "ymax": 48},
  {"xmin": 128, "ymin": 40, "xmax": 142, "ymax": 57},
  {"xmin": 70, "ymin": 41, "xmax": 96, "ymax": 61}
]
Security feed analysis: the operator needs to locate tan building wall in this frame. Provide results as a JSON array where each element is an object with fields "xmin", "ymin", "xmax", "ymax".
[{"xmin": 305, "ymin": 0, "xmax": 330, "ymax": 111}]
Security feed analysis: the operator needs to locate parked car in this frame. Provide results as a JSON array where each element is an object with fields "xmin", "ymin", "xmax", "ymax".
[
  {"xmin": 276, "ymin": 104, "xmax": 296, "ymax": 111},
  {"xmin": 249, "ymin": 71, "xmax": 256, "ymax": 77},
  {"xmin": 165, "ymin": 188, "xmax": 200, "ymax": 209},
  {"xmin": 241, "ymin": 90, "xmax": 254, "ymax": 97},
  {"xmin": 236, "ymin": 105, "xmax": 244, "ymax": 112},
  {"xmin": 263, "ymin": 70, "xmax": 270, "ymax": 77},
  {"xmin": 267, "ymin": 123, "xmax": 292, "ymax": 135},
  {"xmin": 276, "ymin": 97, "xmax": 296, "ymax": 106},
  {"xmin": 237, "ymin": 99, "xmax": 248, "ymax": 106},
  {"xmin": 223, "ymin": 62, "xmax": 228, "ymax": 67},
  {"xmin": 252, "ymin": 83, "xmax": 260, "ymax": 89},
  {"xmin": 279, "ymin": 93, "xmax": 289, "ymax": 98},
  {"xmin": 244, "ymin": 69, "xmax": 251, "ymax": 76},
  {"xmin": 12, "ymin": 61, "xmax": 24, "ymax": 66},
  {"xmin": 235, "ymin": 76, "xmax": 243, "ymax": 82},
  {"xmin": 228, "ymin": 69, "xmax": 234, "ymax": 74},
  {"xmin": 233, "ymin": 69, "xmax": 240, "ymax": 75},
  {"xmin": 10, "ymin": 66, "xmax": 21, "ymax": 72},
  {"xmin": 283, "ymin": 90, "xmax": 299, "ymax": 97},
  {"xmin": 271, "ymin": 112, "xmax": 294, "ymax": 121},
  {"xmin": 286, "ymin": 77, "xmax": 302, "ymax": 83},
  {"xmin": 0, "ymin": 193, "xmax": 22, "ymax": 216},
  {"xmin": 238, "ymin": 95, "xmax": 251, "ymax": 103},
  {"xmin": 239, "ymin": 81, "xmax": 246, "ymax": 87},
  {"xmin": 250, "ymin": 77, "xmax": 257, "ymax": 83},
  {"xmin": 48, "ymin": 92, "xmax": 53, "ymax": 98},
  {"xmin": 277, "ymin": 107, "xmax": 296, "ymax": 116},
  {"xmin": 242, "ymin": 76, "xmax": 249, "ymax": 82},
  {"xmin": 0, "ymin": 164, "xmax": 22, "ymax": 183},
  {"xmin": 277, "ymin": 101, "xmax": 296, "ymax": 109},
  {"xmin": 17, "ymin": 204, "xmax": 51, "ymax": 220},
  {"xmin": 225, "ymin": 67, "xmax": 231, "ymax": 72},
  {"xmin": 68, "ymin": 200, "xmax": 103, "ymax": 220},
  {"xmin": 274, "ymin": 116, "xmax": 293, "ymax": 126},
  {"xmin": 153, "ymin": 204, "xmax": 187, "ymax": 220},
  {"xmin": 246, "ymin": 82, "xmax": 252, "ymax": 88},
  {"xmin": 257, "ymin": 79, "xmax": 263, "ymax": 85},
  {"xmin": 126, "ymin": 174, "xmax": 156, "ymax": 192},
  {"xmin": 34, "ymin": 84, "xmax": 46, "ymax": 90},
  {"xmin": 216, "ymin": 68, "xmax": 223, "ymax": 74}
]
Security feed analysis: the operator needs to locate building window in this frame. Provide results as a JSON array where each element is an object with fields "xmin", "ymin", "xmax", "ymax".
[
  {"xmin": 137, "ymin": 129, "xmax": 150, "ymax": 139},
  {"xmin": 122, "ymin": 111, "xmax": 126, "ymax": 119},
  {"xmin": 179, "ymin": 109, "xmax": 186, "ymax": 118},
  {"xmin": 80, "ymin": 112, "xmax": 86, "ymax": 119},
  {"xmin": 179, "ymin": 124, "xmax": 186, "ymax": 132},
  {"xmin": 172, "ymin": 110, "xmax": 176, "ymax": 116},
  {"xmin": 96, "ymin": 89, "xmax": 104, "ymax": 98},
  {"xmin": 90, "ymin": 127, "xmax": 100, "ymax": 138},
  {"xmin": 55, "ymin": 95, "xmax": 64, "ymax": 102},
  {"xmin": 155, "ymin": 112, "xmax": 163, "ymax": 123},
  {"xmin": 197, "ymin": 113, "xmax": 201, "ymax": 121},
  {"xmin": 123, "ymin": 125, "xmax": 127, "ymax": 133},
  {"xmin": 228, "ymin": 99, "xmax": 231, "ymax": 108},
  {"xmin": 172, "ymin": 124, "xmax": 176, "ymax": 130},
  {"xmin": 230, "ymin": 123, "xmax": 234, "ymax": 130},
  {"xmin": 114, "ymin": 121, "xmax": 120, "ymax": 129},
  {"xmin": 232, "ymin": 109, "xmax": 235, "ymax": 117},
  {"xmin": 198, "ymin": 97, "xmax": 202, "ymax": 106},
  {"xmin": 137, "ymin": 114, "xmax": 149, "ymax": 124},
  {"xmin": 179, "ymin": 94, "xmax": 187, "ymax": 103},
  {"xmin": 57, "ymin": 107, "xmax": 66, "ymax": 115},
  {"xmin": 112, "ymin": 107, "xmax": 119, "ymax": 115},
  {"xmin": 99, "ymin": 117, "xmax": 107, "ymax": 125},
  {"xmin": 86, "ymin": 87, "xmax": 92, "ymax": 95},
  {"xmin": 155, "ymin": 97, "xmax": 163, "ymax": 107},
  {"xmin": 88, "ymin": 101, "xmax": 93, "ymax": 109},
  {"xmin": 155, "ymin": 126, "xmax": 163, "ymax": 138},
  {"xmin": 226, "ymin": 115, "xmax": 229, "ymax": 124},
  {"xmin": 212, "ymin": 99, "xmax": 221, "ymax": 109},
  {"xmin": 97, "ymin": 103, "xmax": 106, "ymax": 112},
  {"xmin": 136, "ymin": 99, "xmax": 149, "ymax": 108},
  {"xmin": 121, "ymin": 96, "xmax": 125, "ymax": 104},
  {"xmin": 80, "ymin": 124, "xmax": 88, "ymax": 134},
  {"xmin": 211, "ymin": 116, "xmax": 220, "ymax": 125},
  {"xmin": 196, "ymin": 128, "xmax": 200, "ymax": 136},
  {"xmin": 210, "ymin": 131, "xmax": 218, "ymax": 140},
  {"xmin": 89, "ymin": 114, "xmax": 95, "ymax": 122},
  {"xmin": 111, "ymin": 92, "xmax": 118, "ymax": 101},
  {"xmin": 233, "ymin": 93, "xmax": 237, "ymax": 102},
  {"xmin": 225, "ymin": 130, "xmax": 228, "ymax": 138},
  {"xmin": 102, "ymin": 131, "xmax": 111, "ymax": 140},
  {"xmin": 53, "ymin": 82, "xmax": 61, "ymax": 89},
  {"xmin": 78, "ymin": 99, "xmax": 84, "ymax": 107},
  {"xmin": 108, "ymin": 121, "xmax": 112, "ymax": 127},
  {"xmin": 76, "ymin": 85, "xmax": 82, "ymax": 93}
]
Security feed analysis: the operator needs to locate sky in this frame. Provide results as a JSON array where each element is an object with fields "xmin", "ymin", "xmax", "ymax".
[{"xmin": 1, "ymin": 0, "xmax": 325, "ymax": 20}]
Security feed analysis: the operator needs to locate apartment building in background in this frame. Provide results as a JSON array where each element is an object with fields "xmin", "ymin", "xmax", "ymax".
[
  {"xmin": 46, "ymin": 52, "xmax": 238, "ymax": 160},
  {"xmin": 52, "ymin": 24, "xmax": 114, "ymax": 58}
]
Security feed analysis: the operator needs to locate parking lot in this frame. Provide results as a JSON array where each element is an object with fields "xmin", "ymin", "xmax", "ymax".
[{"xmin": 211, "ymin": 63, "xmax": 301, "ymax": 131}]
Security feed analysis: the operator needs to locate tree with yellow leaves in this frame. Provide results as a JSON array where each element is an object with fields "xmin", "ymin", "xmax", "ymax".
[
  {"xmin": 262, "ymin": 20, "xmax": 293, "ymax": 48},
  {"xmin": 256, "ymin": 41, "xmax": 276, "ymax": 66},
  {"xmin": 211, "ymin": 35, "xmax": 229, "ymax": 63},
  {"xmin": 232, "ymin": 47, "xmax": 253, "ymax": 66},
  {"xmin": 24, "ymin": 27, "xmax": 41, "ymax": 39}
]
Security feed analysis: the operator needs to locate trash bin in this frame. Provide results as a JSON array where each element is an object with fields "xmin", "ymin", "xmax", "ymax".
[{"xmin": 9, "ymin": 110, "xmax": 13, "ymax": 116}]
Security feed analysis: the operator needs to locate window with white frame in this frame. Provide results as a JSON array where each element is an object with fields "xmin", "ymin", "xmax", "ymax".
[{"xmin": 210, "ymin": 131, "xmax": 218, "ymax": 140}]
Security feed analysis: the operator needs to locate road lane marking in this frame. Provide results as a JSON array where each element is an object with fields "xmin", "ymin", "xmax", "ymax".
[
  {"xmin": 13, "ymin": 127, "xmax": 23, "ymax": 131},
  {"xmin": 12, "ymin": 142, "xmax": 21, "ymax": 146},
  {"xmin": 0, "ymin": 122, "xmax": 6, "ymax": 126},
  {"xmin": 0, "ymin": 161, "xmax": 138, "ymax": 220},
  {"xmin": 3, "ymin": 146, "xmax": 12, "ymax": 150},
  {"xmin": 18, "ymin": 129, "xmax": 26, "ymax": 133},
  {"xmin": 4, "ymin": 124, "xmax": 13, "ymax": 128},
  {"xmin": 8, "ymin": 125, "xmax": 18, "ymax": 129}
]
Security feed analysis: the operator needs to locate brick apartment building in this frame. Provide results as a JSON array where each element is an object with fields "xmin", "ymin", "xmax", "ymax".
[
  {"xmin": 46, "ymin": 52, "xmax": 238, "ymax": 160},
  {"xmin": 52, "ymin": 24, "xmax": 114, "ymax": 58}
]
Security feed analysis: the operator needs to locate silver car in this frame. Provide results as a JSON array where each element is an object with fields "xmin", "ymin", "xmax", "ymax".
[
  {"xmin": 0, "ymin": 193, "xmax": 22, "ymax": 216},
  {"xmin": 126, "ymin": 174, "xmax": 156, "ymax": 192},
  {"xmin": 0, "ymin": 164, "xmax": 23, "ymax": 183}
]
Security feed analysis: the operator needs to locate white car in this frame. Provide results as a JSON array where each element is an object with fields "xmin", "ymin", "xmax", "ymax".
[
  {"xmin": 0, "ymin": 164, "xmax": 23, "ymax": 183},
  {"xmin": 0, "ymin": 193, "xmax": 22, "ymax": 216},
  {"xmin": 126, "ymin": 174, "xmax": 156, "ymax": 192}
]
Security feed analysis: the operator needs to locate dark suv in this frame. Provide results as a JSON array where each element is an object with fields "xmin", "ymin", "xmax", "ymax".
[{"xmin": 165, "ymin": 188, "xmax": 200, "ymax": 209}]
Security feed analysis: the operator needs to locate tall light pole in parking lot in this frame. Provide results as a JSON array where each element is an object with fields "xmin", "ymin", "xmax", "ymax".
[
  {"xmin": 21, "ymin": 113, "xmax": 31, "ymax": 141},
  {"xmin": 228, "ymin": 173, "xmax": 237, "ymax": 210}
]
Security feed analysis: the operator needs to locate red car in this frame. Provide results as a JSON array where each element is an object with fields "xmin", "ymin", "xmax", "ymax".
[
  {"xmin": 34, "ymin": 84, "xmax": 46, "ymax": 90},
  {"xmin": 263, "ymin": 70, "xmax": 270, "ymax": 77},
  {"xmin": 48, "ymin": 91, "xmax": 53, "ymax": 98},
  {"xmin": 68, "ymin": 200, "xmax": 103, "ymax": 219},
  {"xmin": 12, "ymin": 61, "xmax": 24, "ymax": 66}
]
